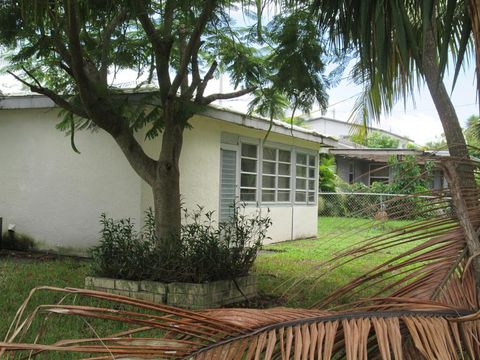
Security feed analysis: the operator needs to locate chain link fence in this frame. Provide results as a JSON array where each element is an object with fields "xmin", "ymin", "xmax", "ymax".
[{"xmin": 318, "ymin": 192, "xmax": 452, "ymax": 220}]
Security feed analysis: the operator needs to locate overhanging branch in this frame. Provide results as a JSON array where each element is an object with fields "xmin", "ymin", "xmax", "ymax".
[
  {"xmin": 7, "ymin": 70, "xmax": 88, "ymax": 119},
  {"xmin": 199, "ymin": 87, "xmax": 256, "ymax": 105},
  {"xmin": 195, "ymin": 61, "xmax": 218, "ymax": 102}
]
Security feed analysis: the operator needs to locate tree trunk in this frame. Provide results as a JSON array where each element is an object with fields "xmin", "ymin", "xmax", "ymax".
[
  {"xmin": 422, "ymin": 22, "xmax": 476, "ymax": 189},
  {"xmin": 422, "ymin": 20, "xmax": 480, "ymax": 297},
  {"xmin": 153, "ymin": 108, "xmax": 185, "ymax": 246}
]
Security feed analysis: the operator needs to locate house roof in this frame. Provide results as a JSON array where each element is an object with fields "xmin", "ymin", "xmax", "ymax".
[
  {"xmin": 305, "ymin": 115, "xmax": 414, "ymax": 143},
  {"xmin": 329, "ymin": 148, "xmax": 451, "ymax": 163},
  {"xmin": 0, "ymin": 94, "xmax": 338, "ymax": 147}
]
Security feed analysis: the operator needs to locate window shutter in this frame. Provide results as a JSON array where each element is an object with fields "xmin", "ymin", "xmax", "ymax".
[{"xmin": 220, "ymin": 149, "xmax": 237, "ymax": 222}]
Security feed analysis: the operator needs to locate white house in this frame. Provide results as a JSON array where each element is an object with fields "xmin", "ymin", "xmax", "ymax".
[{"xmin": 0, "ymin": 94, "xmax": 337, "ymax": 255}]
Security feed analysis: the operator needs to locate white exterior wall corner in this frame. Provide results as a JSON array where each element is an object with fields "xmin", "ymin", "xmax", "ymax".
[{"xmin": 141, "ymin": 114, "xmax": 322, "ymax": 244}]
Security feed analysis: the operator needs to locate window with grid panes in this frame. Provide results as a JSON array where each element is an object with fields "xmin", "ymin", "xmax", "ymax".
[
  {"xmin": 262, "ymin": 147, "xmax": 291, "ymax": 202},
  {"xmin": 295, "ymin": 152, "xmax": 317, "ymax": 204},
  {"xmin": 240, "ymin": 143, "xmax": 258, "ymax": 201}
]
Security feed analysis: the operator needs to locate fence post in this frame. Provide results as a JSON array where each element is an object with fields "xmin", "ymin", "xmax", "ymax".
[{"xmin": 0, "ymin": 217, "xmax": 2, "ymax": 249}]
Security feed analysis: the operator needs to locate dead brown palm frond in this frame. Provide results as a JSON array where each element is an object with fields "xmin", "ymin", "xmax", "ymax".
[{"xmin": 1, "ymin": 286, "xmax": 480, "ymax": 359}]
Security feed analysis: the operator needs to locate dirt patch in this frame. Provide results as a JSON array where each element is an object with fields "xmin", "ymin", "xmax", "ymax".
[{"xmin": 0, "ymin": 249, "xmax": 86, "ymax": 262}]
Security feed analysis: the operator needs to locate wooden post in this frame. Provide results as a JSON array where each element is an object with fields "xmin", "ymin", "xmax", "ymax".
[{"xmin": 442, "ymin": 159, "xmax": 480, "ymax": 296}]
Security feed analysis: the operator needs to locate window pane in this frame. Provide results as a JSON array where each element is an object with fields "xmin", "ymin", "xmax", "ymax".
[
  {"xmin": 278, "ymin": 190, "xmax": 290, "ymax": 202},
  {"xmin": 262, "ymin": 190, "xmax": 275, "ymax": 202},
  {"xmin": 241, "ymin": 143, "xmax": 257, "ymax": 158},
  {"xmin": 240, "ymin": 189, "xmax": 256, "ymax": 201},
  {"xmin": 296, "ymin": 166, "xmax": 306, "ymax": 177},
  {"xmin": 308, "ymin": 180, "xmax": 315, "ymax": 190},
  {"xmin": 241, "ymin": 159, "xmax": 256, "ymax": 172},
  {"xmin": 279, "ymin": 150, "xmax": 291, "ymax": 162},
  {"xmin": 308, "ymin": 155, "xmax": 315, "ymax": 166},
  {"xmin": 241, "ymin": 174, "xmax": 256, "ymax": 187},
  {"xmin": 308, "ymin": 192, "xmax": 316, "ymax": 202},
  {"xmin": 295, "ymin": 191, "xmax": 306, "ymax": 202},
  {"xmin": 279, "ymin": 163, "xmax": 290, "ymax": 175},
  {"xmin": 262, "ymin": 175, "xmax": 275, "ymax": 188},
  {"xmin": 308, "ymin": 167, "xmax": 316, "ymax": 179},
  {"xmin": 296, "ymin": 178, "xmax": 306, "ymax": 190},
  {"xmin": 297, "ymin": 153, "xmax": 307, "ymax": 165},
  {"xmin": 263, "ymin": 161, "xmax": 276, "ymax": 175},
  {"xmin": 263, "ymin": 147, "xmax": 276, "ymax": 160},
  {"xmin": 278, "ymin": 176, "xmax": 290, "ymax": 189}
]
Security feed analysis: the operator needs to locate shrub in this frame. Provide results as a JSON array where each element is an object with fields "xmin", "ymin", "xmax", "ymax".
[
  {"xmin": 90, "ymin": 213, "xmax": 155, "ymax": 280},
  {"xmin": 90, "ymin": 205, "xmax": 271, "ymax": 283}
]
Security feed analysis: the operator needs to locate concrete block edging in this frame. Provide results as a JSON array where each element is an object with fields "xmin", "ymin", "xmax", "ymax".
[{"xmin": 85, "ymin": 275, "xmax": 257, "ymax": 309}]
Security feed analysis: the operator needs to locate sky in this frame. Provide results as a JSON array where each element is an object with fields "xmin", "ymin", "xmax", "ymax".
[{"xmin": 322, "ymin": 64, "xmax": 479, "ymax": 145}]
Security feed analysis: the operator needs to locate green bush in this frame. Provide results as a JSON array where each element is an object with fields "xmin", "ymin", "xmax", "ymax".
[
  {"xmin": 90, "ymin": 213, "xmax": 155, "ymax": 280},
  {"xmin": 90, "ymin": 205, "xmax": 271, "ymax": 283}
]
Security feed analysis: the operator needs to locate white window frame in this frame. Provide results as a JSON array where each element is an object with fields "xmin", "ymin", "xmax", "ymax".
[
  {"xmin": 234, "ymin": 137, "xmax": 318, "ymax": 206},
  {"xmin": 261, "ymin": 143, "xmax": 293, "ymax": 204},
  {"xmin": 294, "ymin": 150, "xmax": 318, "ymax": 205},
  {"xmin": 239, "ymin": 140, "xmax": 260, "ymax": 203}
]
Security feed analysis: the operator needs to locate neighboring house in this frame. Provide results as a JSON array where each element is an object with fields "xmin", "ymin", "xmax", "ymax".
[
  {"xmin": 330, "ymin": 148, "xmax": 447, "ymax": 189},
  {"xmin": 0, "ymin": 94, "xmax": 337, "ymax": 255},
  {"xmin": 304, "ymin": 116, "xmax": 413, "ymax": 149},
  {"xmin": 304, "ymin": 116, "xmax": 445, "ymax": 189}
]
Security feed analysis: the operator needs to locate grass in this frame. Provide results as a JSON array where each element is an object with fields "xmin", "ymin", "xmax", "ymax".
[
  {"xmin": 254, "ymin": 216, "xmax": 418, "ymax": 308},
  {"xmin": 0, "ymin": 216, "xmax": 418, "ymax": 357}
]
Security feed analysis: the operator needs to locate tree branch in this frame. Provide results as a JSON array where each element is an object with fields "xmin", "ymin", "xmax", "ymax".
[
  {"xmin": 199, "ymin": 87, "xmax": 256, "ymax": 105},
  {"xmin": 64, "ymin": 0, "xmax": 91, "ymax": 96},
  {"xmin": 195, "ymin": 60, "xmax": 217, "ymax": 102},
  {"xmin": 63, "ymin": 0, "xmax": 157, "ymax": 185},
  {"xmin": 184, "ymin": 40, "xmax": 203, "ymax": 98},
  {"xmin": 136, "ymin": 2, "xmax": 172, "ymax": 103},
  {"xmin": 7, "ymin": 70, "xmax": 88, "ymax": 118},
  {"xmin": 100, "ymin": 7, "xmax": 128, "ymax": 83},
  {"xmin": 169, "ymin": 0, "xmax": 216, "ymax": 97}
]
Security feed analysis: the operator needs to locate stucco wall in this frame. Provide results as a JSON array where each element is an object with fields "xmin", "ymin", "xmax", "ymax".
[
  {"xmin": 141, "ymin": 114, "xmax": 320, "ymax": 243},
  {"xmin": 0, "ymin": 108, "xmax": 141, "ymax": 254},
  {"xmin": 0, "ymin": 108, "xmax": 320, "ymax": 253}
]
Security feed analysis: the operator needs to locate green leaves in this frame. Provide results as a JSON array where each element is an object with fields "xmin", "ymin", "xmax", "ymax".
[{"xmin": 267, "ymin": 9, "xmax": 329, "ymax": 112}]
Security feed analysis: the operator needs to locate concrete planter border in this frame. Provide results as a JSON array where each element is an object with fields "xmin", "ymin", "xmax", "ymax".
[{"xmin": 85, "ymin": 275, "xmax": 257, "ymax": 309}]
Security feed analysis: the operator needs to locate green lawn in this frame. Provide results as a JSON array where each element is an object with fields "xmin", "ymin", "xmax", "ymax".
[
  {"xmin": 254, "ymin": 216, "xmax": 417, "ymax": 307},
  {"xmin": 0, "ymin": 216, "xmax": 417, "ymax": 356}
]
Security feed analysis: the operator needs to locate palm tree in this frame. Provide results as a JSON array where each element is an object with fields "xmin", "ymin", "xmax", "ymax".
[
  {"xmin": 312, "ymin": 0, "xmax": 480, "ymax": 293},
  {"xmin": 314, "ymin": 0, "xmax": 475, "ymax": 172}
]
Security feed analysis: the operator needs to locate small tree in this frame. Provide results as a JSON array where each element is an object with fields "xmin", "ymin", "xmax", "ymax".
[
  {"xmin": 318, "ymin": 154, "xmax": 336, "ymax": 192},
  {"xmin": 0, "ymin": 1, "xmax": 336, "ymax": 246}
]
